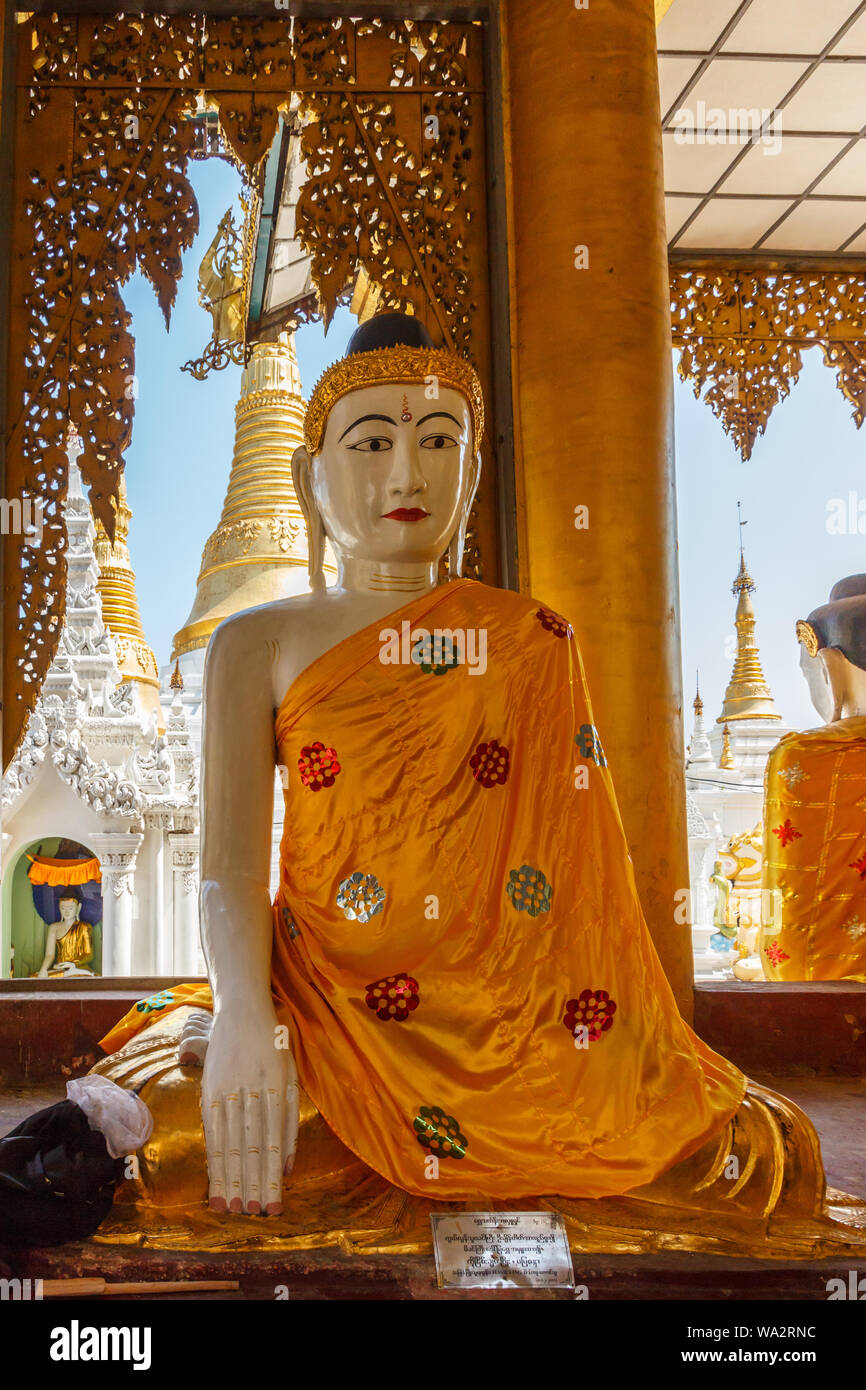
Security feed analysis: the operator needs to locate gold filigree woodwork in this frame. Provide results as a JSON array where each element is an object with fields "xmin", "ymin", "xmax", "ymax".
[
  {"xmin": 182, "ymin": 205, "xmax": 250, "ymax": 380},
  {"xmin": 7, "ymin": 13, "xmax": 494, "ymax": 766},
  {"xmin": 6, "ymin": 44, "xmax": 201, "ymax": 763},
  {"xmin": 671, "ymin": 270, "xmax": 866, "ymax": 461},
  {"xmin": 293, "ymin": 18, "xmax": 484, "ymax": 354}
]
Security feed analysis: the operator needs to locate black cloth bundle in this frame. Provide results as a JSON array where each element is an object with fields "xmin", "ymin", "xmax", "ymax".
[{"xmin": 0, "ymin": 1099, "xmax": 122, "ymax": 1247}]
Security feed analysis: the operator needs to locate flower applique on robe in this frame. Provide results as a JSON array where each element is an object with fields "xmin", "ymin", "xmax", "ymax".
[{"xmin": 96, "ymin": 580, "xmax": 866, "ymax": 1257}]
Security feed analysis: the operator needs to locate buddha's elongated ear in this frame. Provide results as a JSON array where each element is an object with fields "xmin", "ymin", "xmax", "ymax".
[
  {"xmin": 819, "ymin": 646, "xmax": 849, "ymax": 722},
  {"xmin": 448, "ymin": 449, "xmax": 482, "ymax": 580},
  {"xmin": 291, "ymin": 444, "xmax": 326, "ymax": 594}
]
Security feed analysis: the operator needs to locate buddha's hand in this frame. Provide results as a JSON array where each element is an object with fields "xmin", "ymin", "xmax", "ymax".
[{"xmin": 201, "ymin": 1006, "xmax": 299, "ymax": 1216}]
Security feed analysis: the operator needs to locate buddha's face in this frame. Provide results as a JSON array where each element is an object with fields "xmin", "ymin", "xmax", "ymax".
[
  {"xmin": 58, "ymin": 898, "xmax": 79, "ymax": 925},
  {"xmin": 311, "ymin": 382, "xmax": 475, "ymax": 565}
]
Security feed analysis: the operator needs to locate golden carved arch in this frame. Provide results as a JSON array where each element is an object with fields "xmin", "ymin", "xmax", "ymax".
[{"xmin": 3, "ymin": 13, "xmax": 491, "ymax": 767}]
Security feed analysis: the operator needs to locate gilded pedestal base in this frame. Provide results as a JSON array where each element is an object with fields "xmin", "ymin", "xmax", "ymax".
[{"xmin": 90, "ymin": 1009, "xmax": 866, "ymax": 1260}]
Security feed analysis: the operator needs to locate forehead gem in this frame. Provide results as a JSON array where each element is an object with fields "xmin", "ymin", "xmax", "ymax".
[{"xmin": 401, "ymin": 393, "xmax": 412, "ymax": 422}]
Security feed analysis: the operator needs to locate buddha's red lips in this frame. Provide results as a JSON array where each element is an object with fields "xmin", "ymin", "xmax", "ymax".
[{"xmin": 382, "ymin": 508, "xmax": 430, "ymax": 522}]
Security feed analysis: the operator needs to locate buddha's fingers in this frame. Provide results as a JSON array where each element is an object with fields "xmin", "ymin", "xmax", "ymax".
[
  {"xmin": 206, "ymin": 1095, "xmax": 227, "ymax": 1212},
  {"xmin": 242, "ymin": 1089, "xmax": 264, "ymax": 1215},
  {"xmin": 224, "ymin": 1093, "xmax": 244, "ymax": 1214},
  {"xmin": 264, "ymin": 1088, "xmax": 283, "ymax": 1216},
  {"xmin": 284, "ymin": 1059, "xmax": 300, "ymax": 1180}
]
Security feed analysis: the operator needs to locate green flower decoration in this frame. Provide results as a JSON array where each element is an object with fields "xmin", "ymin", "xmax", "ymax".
[
  {"xmin": 413, "ymin": 1104, "xmax": 468, "ymax": 1160},
  {"xmin": 506, "ymin": 864, "xmax": 552, "ymax": 917},
  {"xmin": 411, "ymin": 634, "xmax": 461, "ymax": 675}
]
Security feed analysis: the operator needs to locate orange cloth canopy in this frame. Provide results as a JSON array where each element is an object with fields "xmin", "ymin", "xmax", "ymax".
[
  {"xmin": 27, "ymin": 855, "xmax": 102, "ymax": 887},
  {"xmin": 102, "ymin": 579, "xmax": 746, "ymax": 1199}
]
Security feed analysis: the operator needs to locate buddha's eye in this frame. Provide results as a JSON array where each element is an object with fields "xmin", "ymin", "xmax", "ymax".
[
  {"xmin": 348, "ymin": 436, "xmax": 393, "ymax": 453},
  {"xmin": 420, "ymin": 432, "xmax": 457, "ymax": 450}
]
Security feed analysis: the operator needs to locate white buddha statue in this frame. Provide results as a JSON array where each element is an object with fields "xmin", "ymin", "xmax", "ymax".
[{"xmin": 92, "ymin": 314, "xmax": 865, "ymax": 1259}]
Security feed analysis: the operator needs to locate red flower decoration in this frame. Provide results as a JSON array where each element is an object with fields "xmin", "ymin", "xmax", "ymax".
[
  {"xmin": 535, "ymin": 606, "xmax": 572, "ymax": 639},
  {"xmin": 365, "ymin": 973, "xmax": 420, "ymax": 1022},
  {"xmin": 298, "ymin": 741, "xmax": 341, "ymax": 791},
  {"xmin": 850, "ymin": 852, "xmax": 866, "ymax": 880},
  {"xmin": 469, "ymin": 738, "xmax": 510, "ymax": 787},
  {"xmin": 764, "ymin": 941, "xmax": 790, "ymax": 967},
  {"xmin": 772, "ymin": 819, "xmax": 802, "ymax": 848},
  {"xmin": 563, "ymin": 989, "xmax": 617, "ymax": 1043}
]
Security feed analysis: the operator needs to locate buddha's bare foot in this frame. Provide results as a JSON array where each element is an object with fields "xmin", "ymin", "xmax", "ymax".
[{"xmin": 179, "ymin": 1009, "xmax": 213, "ymax": 1067}]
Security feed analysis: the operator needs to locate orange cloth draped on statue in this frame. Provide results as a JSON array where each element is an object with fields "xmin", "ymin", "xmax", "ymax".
[
  {"xmin": 102, "ymin": 578, "xmax": 747, "ymax": 1200},
  {"xmin": 760, "ymin": 718, "xmax": 866, "ymax": 983}
]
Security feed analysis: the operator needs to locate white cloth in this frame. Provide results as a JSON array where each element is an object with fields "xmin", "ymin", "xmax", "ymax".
[{"xmin": 66, "ymin": 1074, "xmax": 153, "ymax": 1159}]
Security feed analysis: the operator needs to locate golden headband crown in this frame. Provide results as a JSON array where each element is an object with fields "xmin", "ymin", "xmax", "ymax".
[
  {"xmin": 303, "ymin": 343, "xmax": 484, "ymax": 456},
  {"xmin": 795, "ymin": 619, "xmax": 820, "ymax": 657}
]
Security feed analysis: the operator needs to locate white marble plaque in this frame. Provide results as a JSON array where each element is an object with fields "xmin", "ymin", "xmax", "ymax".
[{"xmin": 430, "ymin": 1211, "xmax": 574, "ymax": 1289}]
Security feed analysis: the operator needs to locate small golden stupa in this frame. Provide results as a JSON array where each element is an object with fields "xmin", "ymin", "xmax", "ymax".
[
  {"xmin": 92, "ymin": 475, "xmax": 162, "ymax": 727},
  {"xmin": 717, "ymin": 550, "xmax": 782, "ymax": 724}
]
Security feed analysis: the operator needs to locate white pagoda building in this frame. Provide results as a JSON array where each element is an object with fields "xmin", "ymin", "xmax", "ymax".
[{"xmin": 1, "ymin": 443, "xmax": 200, "ymax": 979}]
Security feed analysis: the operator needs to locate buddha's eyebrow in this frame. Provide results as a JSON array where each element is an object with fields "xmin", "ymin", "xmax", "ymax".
[
  {"xmin": 338, "ymin": 413, "xmax": 396, "ymax": 442},
  {"xmin": 416, "ymin": 411, "xmax": 461, "ymax": 429}
]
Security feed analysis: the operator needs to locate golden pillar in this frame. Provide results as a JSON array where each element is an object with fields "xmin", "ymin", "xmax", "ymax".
[{"xmin": 502, "ymin": 0, "xmax": 692, "ymax": 1013}]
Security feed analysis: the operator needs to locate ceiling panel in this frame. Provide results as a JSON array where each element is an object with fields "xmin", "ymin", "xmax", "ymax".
[
  {"xmin": 657, "ymin": 0, "xmax": 745, "ymax": 51},
  {"xmin": 812, "ymin": 138, "xmax": 866, "ymax": 194},
  {"xmin": 759, "ymin": 198, "xmax": 866, "ymax": 249},
  {"xmin": 718, "ymin": 135, "xmax": 850, "ymax": 193},
  {"xmin": 830, "ymin": 10, "xmax": 866, "ymax": 54},
  {"xmin": 658, "ymin": 56, "xmax": 702, "ymax": 115},
  {"xmin": 674, "ymin": 197, "xmax": 794, "ymax": 248},
  {"xmin": 680, "ymin": 58, "xmax": 809, "ymax": 122},
  {"xmin": 662, "ymin": 131, "xmax": 747, "ymax": 192},
  {"xmin": 780, "ymin": 62, "xmax": 866, "ymax": 130},
  {"xmin": 665, "ymin": 196, "xmax": 703, "ymax": 240},
  {"xmin": 842, "ymin": 224, "xmax": 866, "ymax": 250},
  {"xmin": 720, "ymin": 0, "xmax": 860, "ymax": 55}
]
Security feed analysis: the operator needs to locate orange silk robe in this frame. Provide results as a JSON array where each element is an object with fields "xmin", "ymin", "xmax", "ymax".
[
  {"xmin": 760, "ymin": 719, "xmax": 866, "ymax": 983},
  {"xmin": 103, "ymin": 579, "xmax": 746, "ymax": 1200}
]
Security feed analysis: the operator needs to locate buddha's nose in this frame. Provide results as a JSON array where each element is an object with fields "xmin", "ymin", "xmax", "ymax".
[{"xmin": 387, "ymin": 436, "xmax": 427, "ymax": 496}]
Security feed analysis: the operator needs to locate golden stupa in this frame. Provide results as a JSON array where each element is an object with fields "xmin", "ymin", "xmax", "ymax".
[
  {"xmin": 717, "ymin": 551, "xmax": 782, "ymax": 724},
  {"xmin": 92, "ymin": 476, "xmax": 162, "ymax": 727},
  {"xmin": 172, "ymin": 333, "xmax": 331, "ymax": 661}
]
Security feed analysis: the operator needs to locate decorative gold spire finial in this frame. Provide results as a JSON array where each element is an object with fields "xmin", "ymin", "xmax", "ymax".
[
  {"xmin": 693, "ymin": 671, "xmax": 703, "ymax": 716},
  {"xmin": 170, "ymin": 658, "xmax": 184, "ymax": 691},
  {"xmin": 717, "ymin": 511, "xmax": 781, "ymax": 723},
  {"xmin": 719, "ymin": 723, "xmax": 736, "ymax": 769}
]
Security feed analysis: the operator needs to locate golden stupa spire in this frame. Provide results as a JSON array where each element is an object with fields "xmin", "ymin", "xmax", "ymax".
[
  {"xmin": 92, "ymin": 475, "xmax": 162, "ymax": 724},
  {"xmin": 172, "ymin": 332, "xmax": 333, "ymax": 661},
  {"xmin": 719, "ymin": 722, "xmax": 736, "ymax": 769},
  {"xmin": 717, "ymin": 508, "xmax": 781, "ymax": 723}
]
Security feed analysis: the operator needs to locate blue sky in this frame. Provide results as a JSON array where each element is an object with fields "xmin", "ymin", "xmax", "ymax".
[{"xmin": 121, "ymin": 156, "xmax": 865, "ymax": 733}]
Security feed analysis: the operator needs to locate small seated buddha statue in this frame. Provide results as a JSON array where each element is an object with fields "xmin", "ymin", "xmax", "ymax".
[
  {"xmin": 36, "ymin": 892, "xmax": 95, "ymax": 978},
  {"xmin": 760, "ymin": 576, "xmax": 866, "ymax": 983},
  {"xmin": 93, "ymin": 314, "xmax": 865, "ymax": 1259}
]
